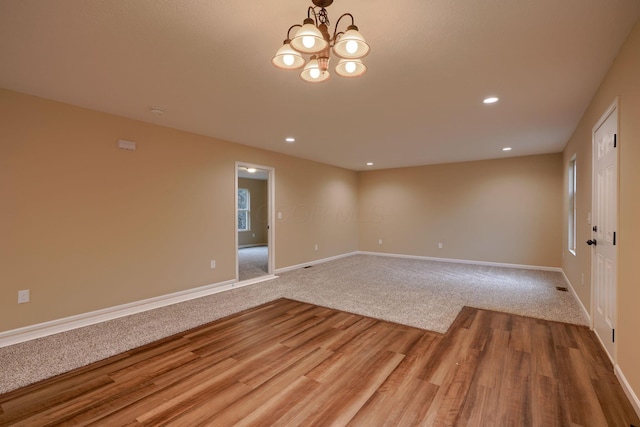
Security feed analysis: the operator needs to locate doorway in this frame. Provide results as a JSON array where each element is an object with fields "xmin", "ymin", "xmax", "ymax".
[
  {"xmin": 590, "ymin": 98, "xmax": 618, "ymax": 361},
  {"xmin": 235, "ymin": 162, "xmax": 275, "ymax": 282}
]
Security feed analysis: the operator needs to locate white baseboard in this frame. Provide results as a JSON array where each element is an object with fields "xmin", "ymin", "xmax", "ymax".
[
  {"xmin": 236, "ymin": 274, "xmax": 278, "ymax": 287},
  {"xmin": 275, "ymin": 251, "xmax": 358, "ymax": 274},
  {"xmin": 560, "ymin": 269, "xmax": 591, "ymax": 323},
  {"xmin": 615, "ymin": 364, "xmax": 640, "ymax": 419},
  {"xmin": 1, "ymin": 249, "xmax": 357, "ymax": 349},
  {"xmin": 356, "ymin": 251, "xmax": 563, "ymax": 272},
  {"xmin": 0, "ymin": 277, "xmax": 274, "ymax": 348}
]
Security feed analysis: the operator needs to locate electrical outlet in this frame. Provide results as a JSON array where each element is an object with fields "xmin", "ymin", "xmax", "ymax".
[
  {"xmin": 18, "ymin": 289, "xmax": 30, "ymax": 304},
  {"xmin": 378, "ymin": 239, "xmax": 382, "ymax": 245},
  {"xmin": 210, "ymin": 260, "xmax": 216, "ymax": 269},
  {"xmin": 314, "ymin": 244, "xmax": 318, "ymax": 251},
  {"xmin": 438, "ymin": 242, "xmax": 443, "ymax": 249}
]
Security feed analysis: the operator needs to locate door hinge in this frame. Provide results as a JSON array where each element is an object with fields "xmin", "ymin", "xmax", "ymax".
[
  {"xmin": 613, "ymin": 231, "xmax": 616, "ymax": 245},
  {"xmin": 614, "ymin": 134, "xmax": 617, "ymax": 148},
  {"xmin": 612, "ymin": 329, "xmax": 615, "ymax": 343}
]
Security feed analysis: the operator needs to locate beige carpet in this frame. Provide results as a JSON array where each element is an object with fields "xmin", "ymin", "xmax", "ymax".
[
  {"xmin": 0, "ymin": 254, "xmax": 588, "ymax": 395},
  {"xmin": 238, "ymin": 245, "xmax": 269, "ymax": 281}
]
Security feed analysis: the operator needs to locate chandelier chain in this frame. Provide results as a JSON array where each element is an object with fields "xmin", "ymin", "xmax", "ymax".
[{"xmin": 317, "ymin": 7, "xmax": 330, "ymax": 27}]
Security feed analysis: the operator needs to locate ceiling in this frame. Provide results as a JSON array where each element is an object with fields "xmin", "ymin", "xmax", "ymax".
[
  {"xmin": 238, "ymin": 167, "xmax": 269, "ymax": 181},
  {"xmin": 1, "ymin": 1, "xmax": 639, "ymax": 171}
]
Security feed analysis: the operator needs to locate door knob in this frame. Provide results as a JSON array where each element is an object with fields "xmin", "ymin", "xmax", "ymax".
[{"xmin": 586, "ymin": 239, "xmax": 597, "ymax": 246}]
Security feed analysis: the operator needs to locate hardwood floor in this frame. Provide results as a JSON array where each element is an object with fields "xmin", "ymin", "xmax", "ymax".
[{"xmin": 1, "ymin": 298, "xmax": 638, "ymax": 426}]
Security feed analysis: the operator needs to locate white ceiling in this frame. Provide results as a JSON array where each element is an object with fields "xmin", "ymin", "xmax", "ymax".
[{"xmin": 1, "ymin": 1, "xmax": 639, "ymax": 171}]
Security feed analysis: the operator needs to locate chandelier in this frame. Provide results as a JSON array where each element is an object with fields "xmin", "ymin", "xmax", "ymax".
[{"xmin": 272, "ymin": 0, "xmax": 370, "ymax": 83}]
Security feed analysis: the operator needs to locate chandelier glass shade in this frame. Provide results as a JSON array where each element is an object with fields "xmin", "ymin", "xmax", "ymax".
[
  {"xmin": 272, "ymin": 42, "xmax": 305, "ymax": 70},
  {"xmin": 335, "ymin": 58, "xmax": 367, "ymax": 78},
  {"xmin": 290, "ymin": 18, "xmax": 329, "ymax": 54},
  {"xmin": 272, "ymin": 0, "xmax": 369, "ymax": 83},
  {"xmin": 301, "ymin": 56, "xmax": 331, "ymax": 82},
  {"xmin": 333, "ymin": 26, "xmax": 370, "ymax": 59}
]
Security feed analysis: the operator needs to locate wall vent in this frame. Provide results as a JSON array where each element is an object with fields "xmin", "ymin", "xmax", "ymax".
[{"xmin": 118, "ymin": 139, "xmax": 136, "ymax": 150}]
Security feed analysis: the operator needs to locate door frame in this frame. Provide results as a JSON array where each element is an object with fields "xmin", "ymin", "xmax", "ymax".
[
  {"xmin": 235, "ymin": 161, "xmax": 275, "ymax": 281},
  {"xmin": 590, "ymin": 97, "xmax": 619, "ymax": 362}
]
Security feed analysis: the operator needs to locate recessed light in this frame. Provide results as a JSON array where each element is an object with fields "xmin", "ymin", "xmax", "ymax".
[
  {"xmin": 502, "ymin": 147, "xmax": 512, "ymax": 151},
  {"xmin": 285, "ymin": 137, "xmax": 295, "ymax": 143},
  {"xmin": 149, "ymin": 106, "xmax": 164, "ymax": 115},
  {"xmin": 366, "ymin": 162, "xmax": 374, "ymax": 166},
  {"xmin": 483, "ymin": 97, "xmax": 499, "ymax": 104}
]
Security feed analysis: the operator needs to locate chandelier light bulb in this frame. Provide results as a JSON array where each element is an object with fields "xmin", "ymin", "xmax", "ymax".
[
  {"xmin": 283, "ymin": 54, "xmax": 295, "ymax": 66},
  {"xmin": 345, "ymin": 61, "xmax": 357, "ymax": 74},
  {"xmin": 346, "ymin": 40, "xmax": 358, "ymax": 54},
  {"xmin": 302, "ymin": 36, "xmax": 316, "ymax": 49},
  {"xmin": 310, "ymin": 68, "xmax": 321, "ymax": 79}
]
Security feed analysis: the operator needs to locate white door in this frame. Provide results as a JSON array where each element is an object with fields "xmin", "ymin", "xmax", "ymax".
[{"xmin": 591, "ymin": 100, "xmax": 618, "ymax": 360}]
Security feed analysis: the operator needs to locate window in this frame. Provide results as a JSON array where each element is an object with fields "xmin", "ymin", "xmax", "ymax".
[
  {"xmin": 238, "ymin": 188, "xmax": 250, "ymax": 231},
  {"xmin": 568, "ymin": 156, "xmax": 577, "ymax": 255}
]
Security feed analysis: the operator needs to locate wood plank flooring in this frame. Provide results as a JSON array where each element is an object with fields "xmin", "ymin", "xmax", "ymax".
[{"xmin": 1, "ymin": 298, "xmax": 638, "ymax": 426}]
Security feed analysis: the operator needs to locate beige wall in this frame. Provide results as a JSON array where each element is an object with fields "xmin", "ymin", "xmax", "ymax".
[
  {"xmin": 562, "ymin": 20, "xmax": 640, "ymax": 402},
  {"xmin": 237, "ymin": 177, "xmax": 268, "ymax": 247},
  {"xmin": 276, "ymin": 158, "xmax": 359, "ymax": 267},
  {"xmin": 0, "ymin": 89, "xmax": 359, "ymax": 331},
  {"xmin": 358, "ymin": 154, "xmax": 563, "ymax": 267}
]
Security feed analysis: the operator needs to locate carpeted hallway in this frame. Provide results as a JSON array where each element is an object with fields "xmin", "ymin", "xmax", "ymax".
[{"xmin": 238, "ymin": 245, "xmax": 269, "ymax": 281}]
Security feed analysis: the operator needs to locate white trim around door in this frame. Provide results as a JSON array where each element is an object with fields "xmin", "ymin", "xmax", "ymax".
[{"xmin": 235, "ymin": 162, "xmax": 276, "ymax": 281}]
